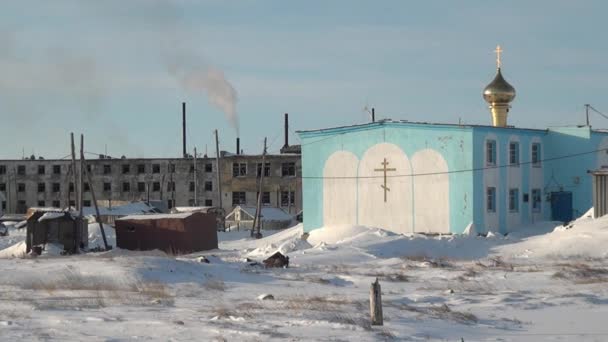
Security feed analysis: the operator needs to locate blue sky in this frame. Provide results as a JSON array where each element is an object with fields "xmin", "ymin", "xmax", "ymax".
[{"xmin": 0, "ymin": 0, "xmax": 606, "ymax": 158}]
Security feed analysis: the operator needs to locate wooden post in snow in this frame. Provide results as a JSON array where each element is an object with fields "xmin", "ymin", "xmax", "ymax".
[{"xmin": 370, "ymin": 278, "xmax": 383, "ymax": 326}]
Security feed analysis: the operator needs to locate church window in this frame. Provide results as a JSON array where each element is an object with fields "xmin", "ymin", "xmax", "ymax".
[
  {"xmin": 486, "ymin": 187, "xmax": 496, "ymax": 212},
  {"xmin": 509, "ymin": 142, "xmax": 519, "ymax": 166},
  {"xmin": 509, "ymin": 188, "xmax": 519, "ymax": 212},
  {"xmin": 532, "ymin": 189, "xmax": 541, "ymax": 212},
  {"xmin": 486, "ymin": 140, "xmax": 496, "ymax": 166},
  {"xmin": 532, "ymin": 143, "xmax": 541, "ymax": 167}
]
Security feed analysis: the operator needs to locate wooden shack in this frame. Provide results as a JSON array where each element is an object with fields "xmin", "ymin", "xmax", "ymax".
[
  {"xmin": 26, "ymin": 210, "xmax": 86, "ymax": 255},
  {"xmin": 115, "ymin": 212, "xmax": 218, "ymax": 254}
]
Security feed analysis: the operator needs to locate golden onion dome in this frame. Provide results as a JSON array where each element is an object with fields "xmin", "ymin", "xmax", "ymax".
[{"xmin": 483, "ymin": 68, "xmax": 516, "ymax": 104}]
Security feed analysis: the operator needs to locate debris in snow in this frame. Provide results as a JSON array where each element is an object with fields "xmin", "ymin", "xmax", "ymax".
[
  {"xmin": 263, "ymin": 251, "xmax": 289, "ymax": 268},
  {"xmin": 257, "ymin": 294, "xmax": 274, "ymax": 300},
  {"xmin": 196, "ymin": 256, "xmax": 210, "ymax": 263},
  {"xmin": 173, "ymin": 320, "xmax": 185, "ymax": 325}
]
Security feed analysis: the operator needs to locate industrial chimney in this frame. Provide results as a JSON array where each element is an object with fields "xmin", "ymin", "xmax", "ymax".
[
  {"xmin": 283, "ymin": 113, "xmax": 289, "ymax": 149},
  {"xmin": 236, "ymin": 137, "xmax": 240, "ymax": 155},
  {"xmin": 182, "ymin": 102, "xmax": 187, "ymax": 158}
]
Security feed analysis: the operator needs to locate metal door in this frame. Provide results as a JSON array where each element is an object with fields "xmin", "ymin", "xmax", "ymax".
[{"xmin": 551, "ymin": 191, "xmax": 573, "ymax": 223}]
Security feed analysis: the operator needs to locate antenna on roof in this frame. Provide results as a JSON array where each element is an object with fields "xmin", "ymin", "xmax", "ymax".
[{"xmin": 585, "ymin": 104, "xmax": 608, "ymax": 127}]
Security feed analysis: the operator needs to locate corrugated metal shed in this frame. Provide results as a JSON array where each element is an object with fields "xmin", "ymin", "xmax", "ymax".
[{"xmin": 115, "ymin": 212, "xmax": 218, "ymax": 254}]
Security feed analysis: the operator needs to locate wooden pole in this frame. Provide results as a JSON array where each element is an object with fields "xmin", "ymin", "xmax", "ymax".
[
  {"xmin": 82, "ymin": 150, "xmax": 110, "ymax": 250},
  {"xmin": 252, "ymin": 137, "xmax": 267, "ymax": 239},
  {"xmin": 370, "ymin": 278, "xmax": 383, "ymax": 326},
  {"xmin": 79, "ymin": 134, "xmax": 84, "ymax": 214},
  {"xmin": 193, "ymin": 147, "xmax": 198, "ymax": 206},
  {"xmin": 70, "ymin": 133, "xmax": 78, "ymax": 211},
  {"xmin": 214, "ymin": 130, "xmax": 223, "ymax": 210}
]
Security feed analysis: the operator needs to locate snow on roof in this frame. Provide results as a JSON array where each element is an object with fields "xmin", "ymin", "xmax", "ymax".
[
  {"xmin": 174, "ymin": 206, "xmax": 215, "ymax": 213},
  {"xmin": 117, "ymin": 212, "xmax": 195, "ymax": 221},
  {"xmin": 227, "ymin": 206, "xmax": 292, "ymax": 222},
  {"xmin": 38, "ymin": 212, "xmax": 69, "ymax": 222},
  {"xmin": 82, "ymin": 202, "xmax": 159, "ymax": 217}
]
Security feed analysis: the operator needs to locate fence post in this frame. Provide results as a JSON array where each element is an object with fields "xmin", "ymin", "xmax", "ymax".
[{"xmin": 370, "ymin": 278, "xmax": 383, "ymax": 325}]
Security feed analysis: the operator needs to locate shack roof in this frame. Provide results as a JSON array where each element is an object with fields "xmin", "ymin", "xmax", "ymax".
[
  {"xmin": 117, "ymin": 212, "xmax": 195, "ymax": 221},
  {"xmin": 226, "ymin": 206, "xmax": 292, "ymax": 222}
]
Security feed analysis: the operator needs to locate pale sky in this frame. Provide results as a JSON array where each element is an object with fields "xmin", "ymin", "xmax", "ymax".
[{"xmin": 1, "ymin": 0, "xmax": 606, "ymax": 158}]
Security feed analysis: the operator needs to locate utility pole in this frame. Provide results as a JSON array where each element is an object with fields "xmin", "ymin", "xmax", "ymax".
[
  {"xmin": 214, "ymin": 130, "xmax": 223, "ymax": 211},
  {"xmin": 585, "ymin": 104, "xmax": 591, "ymax": 126},
  {"xmin": 79, "ymin": 134, "xmax": 84, "ymax": 213},
  {"xmin": 252, "ymin": 137, "xmax": 267, "ymax": 239},
  {"xmin": 193, "ymin": 147, "xmax": 198, "ymax": 206},
  {"xmin": 70, "ymin": 133, "xmax": 78, "ymax": 211},
  {"xmin": 82, "ymin": 148, "xmax": 109, "ymax": 250}
]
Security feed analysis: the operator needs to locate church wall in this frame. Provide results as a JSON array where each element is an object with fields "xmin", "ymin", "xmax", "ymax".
[
  {"xmin": 473, "ymin": 127, "xmax": 547, "ymax": 234},
  {"xmin": 300, "ymin": 122, "xmax": 474, "ymax": 234},
  {"xmin": 544, "ymin": 127, "xmax": 608, "ymax": 219}
]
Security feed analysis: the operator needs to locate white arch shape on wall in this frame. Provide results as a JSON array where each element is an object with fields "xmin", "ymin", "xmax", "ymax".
[
  {"xmin": 323, "ymin": 150, "xmax": 359, "ymax": 226},
  {"xmin": 411, "ymin": 149, "xmax": 450, "ymax": 234},
  {"xmin": 357, "ymin": 143, "xmax": 413, "ymax": 234}
]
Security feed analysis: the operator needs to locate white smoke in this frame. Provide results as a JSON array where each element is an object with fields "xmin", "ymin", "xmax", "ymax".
[{"xmin": 168, "ymin": 63, "xmax": 239, "ymax": 135}]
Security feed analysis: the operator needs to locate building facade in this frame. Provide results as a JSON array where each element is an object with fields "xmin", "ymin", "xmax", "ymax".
[
  {"xmin": 298, "ymin": 121, "xmax": 608, "ymax": 235},
  {"xmin": 0, "ymin": 153, "xmax": 301, "ymax": 216}
]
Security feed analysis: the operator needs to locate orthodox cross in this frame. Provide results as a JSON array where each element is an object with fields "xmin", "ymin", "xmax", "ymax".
[
  {"xmin": 494, "ymin": 45, "xmax": 503, "ymax": 69},
  {"xmin": 374, "ymin": 158, "xmax": 397, "ymax": 202}
]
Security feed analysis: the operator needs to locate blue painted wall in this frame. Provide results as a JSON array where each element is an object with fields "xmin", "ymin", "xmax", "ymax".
[
  {"xmin": 299, "ymin": 121, "xmax": 608, "ymax": 234},
  {"xmin": 299, "ymin": 121, "xmax": 474, "ymax": 234}
]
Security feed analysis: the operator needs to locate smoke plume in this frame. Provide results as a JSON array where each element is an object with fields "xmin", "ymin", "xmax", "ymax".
[{"xmin": 167, "ymin": 60, "xmax": 239, "ymax": 135}]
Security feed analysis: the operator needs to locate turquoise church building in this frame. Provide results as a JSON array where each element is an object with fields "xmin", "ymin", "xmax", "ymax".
[{"xmin": 297, "ymin": 49, "xmax": 608, "ymax": 235}]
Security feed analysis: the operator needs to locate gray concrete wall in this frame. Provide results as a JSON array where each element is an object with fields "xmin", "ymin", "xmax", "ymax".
[{"xmin": 0, "ymin": 154, "xmax": 301, "ymax": 216}]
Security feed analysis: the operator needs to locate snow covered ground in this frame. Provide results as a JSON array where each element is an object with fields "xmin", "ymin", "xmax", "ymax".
[{"xmin": 0, "ymin": 216, "xmax": 608, "ymax": 341}]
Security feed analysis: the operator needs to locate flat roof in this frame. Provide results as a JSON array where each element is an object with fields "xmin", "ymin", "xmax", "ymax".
[{"xmin": 297, "ymin": 119, "xmax": 549, "ymax": 136}]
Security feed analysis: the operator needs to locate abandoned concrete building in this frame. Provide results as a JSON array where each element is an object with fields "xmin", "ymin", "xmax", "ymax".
[{"xmin": 0, "ymin": 153, "xmax": 301, "ymax": 216}]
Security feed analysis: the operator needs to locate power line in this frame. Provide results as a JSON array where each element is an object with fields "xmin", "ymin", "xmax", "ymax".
[{"xmin": 301, "ymin": 147, "xmax": 607, "ymax": 179}]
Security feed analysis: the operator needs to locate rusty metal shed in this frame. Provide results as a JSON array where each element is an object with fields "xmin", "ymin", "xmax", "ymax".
[{"xmin": 115, "ymin": 212, "xmax": 218, "ymax": 254}]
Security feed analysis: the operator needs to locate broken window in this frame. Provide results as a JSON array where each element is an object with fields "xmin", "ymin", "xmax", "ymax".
[
  {"xmin": 232, "ymin": 163, "xmax": 247, "ymax": 177},
  {"xmin": 257, "ymin": 163, "xmax": 271, "ymax": 177},
  {"xmin": 280, "ymin": 191, "xmax": 295, "ymax": 207},
  {"xmin": 232, "ymin": 191, "xmax": 246, "ymax": 205},
  {"xmin": 281, "ymin": 162, "xmax": 295, "ymax": 177}
]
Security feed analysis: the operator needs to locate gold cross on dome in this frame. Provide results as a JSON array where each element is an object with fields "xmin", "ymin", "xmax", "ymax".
[
  {"xmin": 495, "ymin": 45, "xmax": 503, "ymax": 69},
  {"xmin": 374, "ymin": 158, "xmax": 397, "ymax": 203}
]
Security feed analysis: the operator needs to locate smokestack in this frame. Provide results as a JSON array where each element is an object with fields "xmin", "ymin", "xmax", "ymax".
[
  {"xmin": 284, "ymin": 113, "xmax": 289, "ymax": 148},
  {"xmin": 236, "ymin": 137, "xmax": 240, "ymax": 155},
  {"xmin": 182, "ymin": 102, "xmax": 187, "ymax": 158},
  {"xmin": 372, "ymin": 108, "xmax": 375, "ymax": 122}
]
